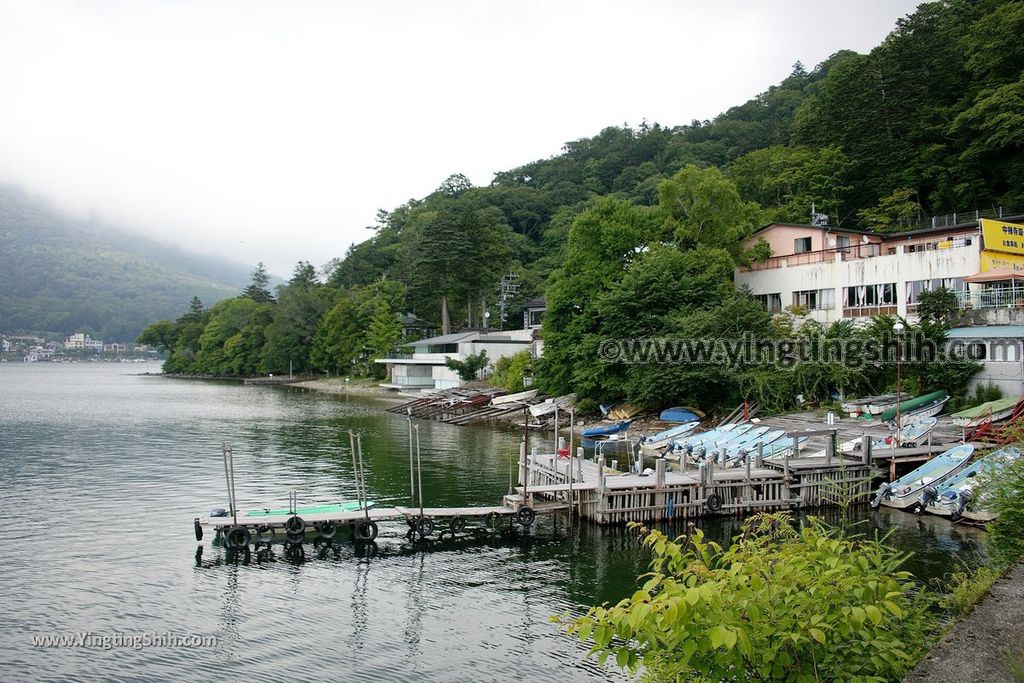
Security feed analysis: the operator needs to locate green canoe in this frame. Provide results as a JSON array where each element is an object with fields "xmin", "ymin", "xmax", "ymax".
[
  {"xmin": 877, "ymin": 390, "xmax": 948, "ymax": 423},
  {"xmin": 244, "ymin": 501, "xmax": 373, "ymax": 517}
]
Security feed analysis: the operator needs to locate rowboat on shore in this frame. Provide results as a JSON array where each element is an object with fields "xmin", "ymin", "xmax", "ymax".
[
  {"xmin": 870, "ymin": 443, "xmax": 974, "ymax": 510},
  {"xmin": 950, "ymin": 397, "xmax": 1020, "ymax": 427},
  {"xmin": 841, "ymin": 393, "xmax": 907, "ymax": 417},
  {"xmin": 878, "ymin": 391, "xmax": 950, "ymax": 427},
  {"xmin": 659, "ymin": 406, "xmax": 704, "ymax": 423},
  {"xmin": 640, "ymin": 421, "xmax": 701, "ymax": 450},
  {"xmin": 871, "ymin": 417, "xmax": 937, "ymax": 449},
  {"xmin": 581, "ymin": 420, "xmax": 632, "ymax": 438}
]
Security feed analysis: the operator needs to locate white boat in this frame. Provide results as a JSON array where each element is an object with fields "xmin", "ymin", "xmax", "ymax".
[
  {"xmin": 950, "ymin": 397, "xmax": 1020, "ymax": 427},
  {"xmin": 865, "ymin": 394, "xmax": 910, "ymax": 415},
  {"xmin": 841, "ymin": 393, "xmax": 907, "ymax": 417},
  {"xmin": 871, "ymin": 417, "xmax": 937, "ymax": 450},
  {"xmin": 923, "ymin": 447, "xmax": 1020, "ymax": 521},
  {"xmin": 528, "ymin": 394, "xmax": 576, "ymax": 417},
  {"xmin": 491, "ymin": 389, "xmax": 539, "ymax": 406},
  {"xmin": 871, "ymin": 444, "xmax": 974, "ymax": 510}
]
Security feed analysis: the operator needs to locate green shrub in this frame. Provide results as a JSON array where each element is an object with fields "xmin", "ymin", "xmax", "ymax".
[
  {"xmin": 561, "ymin": 513, "xmax": 937, "ymax": 682},
  {"xmin": 490, "ymin": 351, "xmax": 533, "ymax": 392},
  {"xmin": 941, "ymin": 563, "xmax": 1003, "ymax": 615},
  {"xmin": 985, "ymin": 457, "xmax": 1024, "ymax": 564}
]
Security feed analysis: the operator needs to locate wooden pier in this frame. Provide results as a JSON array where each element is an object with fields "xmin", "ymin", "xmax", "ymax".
[{"xmin": 516, "ymin": 429, "xmax": 876, "ymax": 525}]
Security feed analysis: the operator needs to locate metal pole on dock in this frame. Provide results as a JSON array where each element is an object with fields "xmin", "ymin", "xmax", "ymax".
[
  {"xmin": 357, "ymin": 433, "xmax": 370, "ymax": 521},
  {"xmin": 222, "ymin": 443, "xmax": 237, "ymax": 525},
  {"xmin": 569, "ymin": 408, "xmax": 574, "ymax": 464},
  {"xmin": 408, "ymin": 411, "xmax": 415, "ymax": 506},
  {"xmin": 348, "ymin": 430, "xmax": 363, "ymax": 511},
  {"xmin": 415, "ymin": 425, "xmax": 424, "ymax": 519},
  {"xmin": 554, "ymin": 404, "xmax": 559, "ymax": 454},
  {"xmin": 523, "ymin": 408, "xmax": 531, "ymax": 509}
]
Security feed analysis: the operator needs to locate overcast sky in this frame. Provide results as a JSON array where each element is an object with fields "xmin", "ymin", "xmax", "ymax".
[{"xmin": 0, "ymin": 0, "xmax": 920, "ymax": 278}]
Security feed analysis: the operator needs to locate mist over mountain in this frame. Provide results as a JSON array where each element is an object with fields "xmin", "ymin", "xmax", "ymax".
[{"xmin": 0, "ymin": 185, "xmax": 252, "ymax": 341}]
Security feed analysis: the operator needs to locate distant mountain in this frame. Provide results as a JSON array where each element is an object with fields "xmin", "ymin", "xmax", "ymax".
[{"xmin": 0, "ymin": 185, "xmax": 250, "ymax": 341}]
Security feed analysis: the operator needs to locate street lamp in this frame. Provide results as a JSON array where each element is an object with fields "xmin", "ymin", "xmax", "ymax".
[{"xmin": 893, "ymin": 321, "xmax": 906, "ymax": 432}]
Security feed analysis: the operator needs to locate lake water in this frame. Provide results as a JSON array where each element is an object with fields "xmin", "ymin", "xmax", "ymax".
[{"xmin": 0, "ymin": 363, "xmax": 990, "ymax": 681}]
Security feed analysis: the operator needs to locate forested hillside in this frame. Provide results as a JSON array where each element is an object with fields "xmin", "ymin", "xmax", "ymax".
[
  {"xmin": 0, "ymin": 186, "xmax": 248, "ymax": 340},
  {"xmin": 332, "ymin": 0, "xmax": 1023, "ymax": 330},
  {"xmin": 144, "ymin": 0, "xmax": 1016, "ymax": 412}
]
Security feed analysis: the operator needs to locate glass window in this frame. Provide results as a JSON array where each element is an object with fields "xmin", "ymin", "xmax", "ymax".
[{"xmin": 794, "ymin": 237, "xmax": 812, "ymax": 253}]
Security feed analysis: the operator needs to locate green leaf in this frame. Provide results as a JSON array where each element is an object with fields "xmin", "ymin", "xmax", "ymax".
[{"xmin": 809, "ymin": 628, "xmax": 826, "ymax": 644}]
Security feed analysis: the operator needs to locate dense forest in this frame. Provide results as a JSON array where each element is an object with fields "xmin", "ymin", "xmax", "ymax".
[
  {"xmin": 0, "ymin": 185, "xmax": 249, "ymax": 340},
  {"xmin": 143, "ymin": 0, "xmax": 1016, "ymax": 412}
]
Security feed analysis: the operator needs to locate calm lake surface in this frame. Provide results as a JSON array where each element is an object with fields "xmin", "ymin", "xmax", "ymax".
[{"xmin": 0, "ymin": 363, "xmax": 990, "ymax": 681}]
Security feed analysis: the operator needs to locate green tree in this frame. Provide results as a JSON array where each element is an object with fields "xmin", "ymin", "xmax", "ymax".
[
  {"xmin": 445, "ymin": 350, "xmax": 489, "ymax": 382},
  {"xmin": 658, "ymin": 165, "xmax": 759, "ymax": 254},
  {"xmin": 262, "ymin": 261, "xmax": 330, "ymax": 374},
  {"xmin": 242, "ymin": 262, "xmax": 275, "ymax": 303},
  {"xmin": 491, "ymin": 350, "xmax": 533, "ymax": 392},
  {"xmin": 857, "ymin": 188, "xmax": 921, "ymax": 232}
]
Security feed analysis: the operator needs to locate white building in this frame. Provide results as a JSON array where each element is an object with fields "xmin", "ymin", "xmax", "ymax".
[
  {"xmin": 946, "ymin": 325, "xmax": 1024, "ymax": 398},
  {"xmin": 736, "ymin": 217, "xmax": 1024, "ymax": 324},
  {"xmin": 65, "ymin": 333, "xmax": 104, "ymax": 350},
  {"xmin": 375, "ymin": 329, "xmax": 539, "ymax": 391}
]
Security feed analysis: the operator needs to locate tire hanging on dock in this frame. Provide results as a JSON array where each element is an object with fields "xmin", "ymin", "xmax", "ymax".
[
  {"xmin": 516, "ymin": 506, "xmax": 536, "ymax": 527},
  {"xmin": 355, "ymin": 519, "xmax": 378, "ymax": 541},
  {"xmin": 449, "ymin": 516, "xmax": 466, "ymax": 533},
  {"xmin": 255, "ymin": 524, "xmax": 275, "ymax": 543},
  {"xmin": 416, "ymin": 516, "xmax": 434, "ymax": 539},
  {"xmin": 315, "ymin": 521, "xmax": 338, "ymax": 540},
  {"xmin": 284, "ymin": 515, "xmax": 306, "ymax": 536},
  {"xmin": 225, "ymin": 525, "xmax": 252, "ymax": 550},
  {"xmin": 705, "ymin": 493, "xmax": 723, "ymax": 513}
]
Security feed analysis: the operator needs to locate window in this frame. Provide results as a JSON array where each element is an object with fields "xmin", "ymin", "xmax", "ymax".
[
  {"xmin": 793, "ymin": 289, "xmax": 835, "ymax": 311},
  {"xmin": 843, "ymin": 283, "xmax": 898, "ymax": 310},
  {"xmin": 836, "ymin": 235, "xmax": 850, "ymax": 252},
  {"xmin": 905, "ymin": 278, "xmax": 967, "ymax": 306},
  {"xmin": 755, "ymin": 293, "xmax": 782, "ymax": 313},
  {"xmin": 794, "ymin": 237, "xmax": 812, "ymax": 254}
]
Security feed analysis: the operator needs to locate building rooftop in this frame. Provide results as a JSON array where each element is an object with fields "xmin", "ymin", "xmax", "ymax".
[{"xmin": 948, "ymin": 326, "xmax": 1024, "ymax": 339}]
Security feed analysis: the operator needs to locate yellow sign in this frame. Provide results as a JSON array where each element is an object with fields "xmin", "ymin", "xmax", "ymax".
[
  {"xmin": 981, "ymin": 250, "xmax": 1024, "ymax": 272},
  {"xmin": 981, "ymin": 218, "xmax": 1024, "ymax": 255}
]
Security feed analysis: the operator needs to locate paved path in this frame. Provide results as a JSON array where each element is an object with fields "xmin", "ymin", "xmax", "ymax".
[{"xmin": 905, "ymin": 560, "xmax": 1024, "ymax": 682}]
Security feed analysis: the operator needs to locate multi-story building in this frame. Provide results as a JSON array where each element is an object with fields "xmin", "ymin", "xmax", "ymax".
[
  {"xmin": 65, "ymin": 333, "xmax": 104, "ymax": 350},
  {"xmin": 736, "ymin": 215, "xmax": 1024, "ymax": 324}
]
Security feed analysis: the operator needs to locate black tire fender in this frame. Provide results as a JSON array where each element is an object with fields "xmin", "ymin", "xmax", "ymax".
[
  {"xmin": 516, "ymin": 506, "xmax": 536, "ymax": 527},
  {"xmin": 255, "ymin": 524, "xmax": 275, "ymax": 543},
  {"xmin": 706, "ymin": 493, "xmax": 723, "ymax": 513},
  {"xmin": 449, "ymin": 516, "xmax": 467, "ymax": 533},
  {"xmin": 225, "ymin": 525, "xmax": 251, "ymax": 550},
  {"xmin": 416, "ymin": 516, "xmax": 435, "ymax": 538},
  {"xmin": 355, "ymin": 519, "xmax": 378, "ymax": 541},
  {"xmin": 284, "ymin": 515, "xmax": 305, "ymax": 536},
  {"xmin": 315, "ymin": 521, "xmax": 338, "ymax": 540}
]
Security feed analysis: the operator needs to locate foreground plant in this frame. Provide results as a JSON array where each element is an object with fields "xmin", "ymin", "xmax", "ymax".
[{"xmin": 561, "ymin": 513, "xmax": 937, "ymax": 682}]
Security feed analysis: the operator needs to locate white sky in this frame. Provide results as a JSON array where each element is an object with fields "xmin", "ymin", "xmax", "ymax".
[{"xmin": 0, "ymin": 0, "xmax": 919, "ymax": 278}]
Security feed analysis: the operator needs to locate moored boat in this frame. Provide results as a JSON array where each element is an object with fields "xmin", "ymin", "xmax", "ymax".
[
  {"xmin": 923, "ymin": 447, "xmax": 1021, "ymax": 521},
  {"xmin": 871, "ymin": 443, "xmax": 974, "ymax": 510}
]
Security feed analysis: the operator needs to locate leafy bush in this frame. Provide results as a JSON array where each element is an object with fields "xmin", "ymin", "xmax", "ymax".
[
  {"xmin": 985, "ymin": 456, "xmax": 1024, "ymax": 563},
  {"xmin": 490, "ymin": 350, "xmax": 533, "ymax": 392},
  {"xmin": 562, "ymin": 513, "xmax": 937, "ymax": 682},
  {"xmin": 941, "ymin": 563, "xmax": 1003, "ymax": 616}
]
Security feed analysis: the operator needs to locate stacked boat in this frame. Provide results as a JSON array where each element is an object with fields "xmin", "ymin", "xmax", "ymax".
[
  {"xmin": 642, "ymin": 422, "xmax": 806, "ymax": 466},
  {"xmin": 878, "ymin": 390, "xmax": 950, "ymax": 427},
  {"xmin": 950, "ymin": 397, "xmax": 1021, "ymax": 427},
  {"xmin": 840, "ymin": 393, "xmax": 907, "ymax": 418},
  {"xmin": 870, "ymin": 443, "xmax": 975, "ymax": 510}
]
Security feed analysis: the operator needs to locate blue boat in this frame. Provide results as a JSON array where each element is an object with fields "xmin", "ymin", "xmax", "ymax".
[
  {"xmin": 659, "ymin": 406, "xmax": 702, "ymax": 423},
  {"xmin": 641, "ymin": 421, "xmax": 700, "ymax": 450},
  {"xmin": 872, "ymin": 443, "xmax": 974, "ymax": 510},
  {"xmin": 581, "ymin": 420, "xmax": 632, "ymax": 438},
  {"xmin": 924, "ymin": 447, "xmax": 1020, "ymax": 519}
]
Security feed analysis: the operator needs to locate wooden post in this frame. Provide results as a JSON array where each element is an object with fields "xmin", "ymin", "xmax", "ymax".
[
  {"xmin": 719, "ymin": 447, "xmax": 727, "ymax": 466},
  {"xmin": 745, "ymin": 447, "xmax": 752, "ymax": 506},
  {"xmin": 783, "ymin": 439, "xmax": 792, "ymax": 501},
  {"xmin": 755, "ymin": 442, "xmax": 764, "ymax": 468},
  {"xmin": 825, "ymin": 429, "xmax": 836, "ymax": 466},
  {"xmin": 596, "ymin": 455, "xmax": 606, "ymax": 524},
  {"xmin": 698, "ymin": 461, "xmax": 707, "ymax": 504},
  {"xmin": 861, "ymin": 434, "xmax": 871, "ymax": 466}
]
